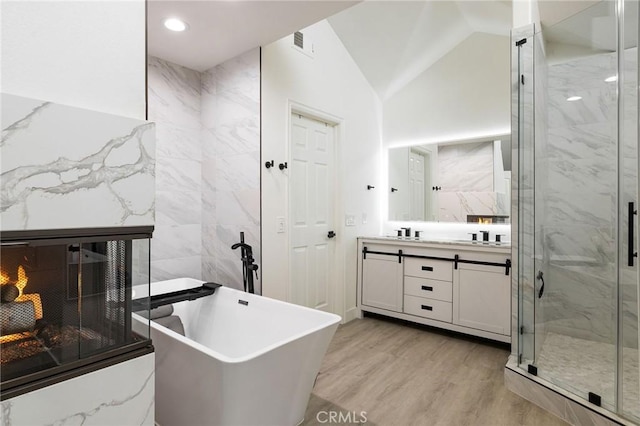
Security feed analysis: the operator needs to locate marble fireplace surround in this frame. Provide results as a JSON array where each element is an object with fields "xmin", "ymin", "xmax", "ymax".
[
  {"xmin": 1, "ymin": 93, "xmax": 156, "ymax": 231},
  {"xmin": 0, "ymin": 93, "xmax": 156, "ymax": 423}
]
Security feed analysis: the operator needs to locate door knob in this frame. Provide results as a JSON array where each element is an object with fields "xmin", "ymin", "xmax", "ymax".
[{"xmin": 327, "ymin": 231, "xmax": 336, "ymax": 239}]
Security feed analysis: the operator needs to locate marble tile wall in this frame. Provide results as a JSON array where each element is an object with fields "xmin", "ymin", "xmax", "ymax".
[
  {"xmin": 1, "ymin": 353, "xmax": 155, "ymax": 426},
  {"xmin": 438, "ymin": 141, "xmax": 493, "ymax": 192},
  {"xmin": 147, "ymin": 57, "xmax": 203, "ymax": 282},
  {"xmin": 147, "ymin": 51, "xmax": 261, "ymax": 291},
  {"xmin": 438, "ymin": 191, "xmax": 509, "ymax": 222},
  {"xmin": 539, "ymin": 51, "xmax": 620, "ymax": 347},
  {"xmin": 437, "ymin": 141, "xmax": 510, "ymax": 222},
  {"xmin": 532, "ymin": 30, "xmax": 549, "ymax": 360},
  {"xmin": 201, "ymin": 49, "xmax": 261, "ymax": 292},
  {"xmin": 0, "ymin": 93, "xmax": 155, "ymax": 231},
  {"xmin": 513, "ymin": 31, "xmax": 640, "ymax": 422}
]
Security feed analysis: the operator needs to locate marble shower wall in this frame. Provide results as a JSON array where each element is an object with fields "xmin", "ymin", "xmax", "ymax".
[
  {"xmin": 201, "ymin": 49, "xmax": 261, "ymax": 292},
  {"xmin": 147, "ymin": 57, "xmax": 203, "ymax": 281},
  {"xmin": 537, "ymin": 49, "xmax": 633, "ymax": 346},
  {"xmin": 147, "ymin": 51, "xmax": 260, "ymax": 290},
  {"xmin": 437, "ymin": 141, "xmax": 509, "ymax": 222}
]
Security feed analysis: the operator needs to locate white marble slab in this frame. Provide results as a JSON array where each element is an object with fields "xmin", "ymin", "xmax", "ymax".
[
  {"xmin": 1, "ymin": 353, "xmax": 154, "ymax": 426},
  {"xmin": 1, "ymin": 93, "xmax": 155, "ymax": 231}
]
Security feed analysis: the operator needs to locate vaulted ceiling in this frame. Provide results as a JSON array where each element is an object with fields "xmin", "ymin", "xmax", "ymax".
[{"xmin": 151, "ymin": 1, "xmax": 630, "ymax": 101}]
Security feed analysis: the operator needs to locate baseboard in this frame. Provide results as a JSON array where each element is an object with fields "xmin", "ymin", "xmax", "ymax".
[{"xmin": 342, "ymin": 307, "xmax": 360, "ymax": 324}]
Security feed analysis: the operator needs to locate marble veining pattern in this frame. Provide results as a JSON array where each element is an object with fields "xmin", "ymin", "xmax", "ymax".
[
  {"xmin": 147, "ymin": 57, "xmax": 203, "ymax": 282},
  {"xmin": 147, "ymin": 51, "xmax": 260, "ymax": 289},
  {"xmin": 438, "ymin": 141, "xmax": 493, "ymax": 192},
  {"xmin": 1, "ymin": 353, "xmax": 155, "ymax": 426},
  {"xmin": 514, "ymin": 37, "xmax": 640, "ymax": 424},
  {"xmin": 1, "ymin": 93, "xmax": 155, "ymax": 230},
  {"xmin": 201, "ymin": 48, "xmax": 261, "ymax": 292}
]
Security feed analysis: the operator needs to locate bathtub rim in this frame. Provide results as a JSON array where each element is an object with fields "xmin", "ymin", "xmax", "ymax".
[{"xmin": 133, "ymin": 278, "xmax": 341, "ymax": 364}]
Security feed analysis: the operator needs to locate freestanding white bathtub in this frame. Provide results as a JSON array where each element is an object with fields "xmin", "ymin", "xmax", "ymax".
[{"xmin": 133, "ymin": 278, "xmax": 340, "ymax": 426}]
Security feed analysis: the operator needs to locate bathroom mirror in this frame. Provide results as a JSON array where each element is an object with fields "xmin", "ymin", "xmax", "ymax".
[{"xmin": 388, "ymin": 134, "xmax": 511, "ymax": 223}]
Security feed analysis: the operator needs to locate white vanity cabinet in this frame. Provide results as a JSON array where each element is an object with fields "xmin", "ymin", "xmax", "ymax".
[
  {"xmin": 361, "ymin": 246, "xmax": 403, "ymax": 312},
  {"xmin": 403, "ymin": 257, "xmax": 453, "ymax": 322},
  {"xmin": 453, "ymin": 256, "xmax": 511, "ymax": 336},
  {"xmin": 357, "ymin": 238, "xmax": 511, "ymax": 343}
]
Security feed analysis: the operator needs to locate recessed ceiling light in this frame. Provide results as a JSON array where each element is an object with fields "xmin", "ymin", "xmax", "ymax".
[
  {"xmin": 164, "ymin": 18, "xmax": 188, "ymax": 32},
  {"xmin": 605, "ymin": 75, "xmax": 618, "ymax": 82},
  {"xmin": 566, "ymin": 96, "xmax": 582, "ymax": 102}
]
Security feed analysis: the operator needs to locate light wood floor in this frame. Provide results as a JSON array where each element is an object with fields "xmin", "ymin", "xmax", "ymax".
[{"xmin": 303, "ymin": 315, "xmax": 568, "ymax": 426}]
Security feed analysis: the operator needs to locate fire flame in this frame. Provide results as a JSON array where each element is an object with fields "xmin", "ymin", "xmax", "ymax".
[
  {"xmin": 0, "ymin": 265, "xmax": 43, "ymax": 343},
  {"xmin": 0, "ymin": 270, "xmax": 9, "ymax": 285},
  {"xmin": 15, "ymin": 265, "xmax": 28, "ymax": 298}
]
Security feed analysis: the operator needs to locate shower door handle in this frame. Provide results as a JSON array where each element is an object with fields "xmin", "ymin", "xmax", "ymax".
[{"xmin": 629, "ymin": 202, "xmax": 637, "ymax": 267}]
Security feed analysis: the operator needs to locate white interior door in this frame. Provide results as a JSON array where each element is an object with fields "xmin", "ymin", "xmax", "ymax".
[
  {"xmin": 290, "ymin": 113, "xmax": 335, "ymax": 313},
  {"xmin": 409, "ymin": 150, "xmax": 426, "ymax": 221}
]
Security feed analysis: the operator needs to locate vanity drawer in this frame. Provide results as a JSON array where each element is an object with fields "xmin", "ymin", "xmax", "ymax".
[
  {"xmin": 404, "ymin": 258, "xmax": 452, "ymax": 282},
  {"xmin": 404, "ymin": 276, "xmax": 452, "ymax": 302},
  {"xmin": 404, "ymin": 295, "xmax": 452, "ymax": 323}
]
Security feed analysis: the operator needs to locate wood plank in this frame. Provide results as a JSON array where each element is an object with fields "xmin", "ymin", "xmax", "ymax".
[{"xmin": 303, "ymin": 316, "xmax": 568, "ymax": 426}]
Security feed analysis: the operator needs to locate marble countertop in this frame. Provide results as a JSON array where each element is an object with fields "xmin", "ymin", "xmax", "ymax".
[{"xmin": 360, "ymin": 235, "xmax": 511, "ymax": 249}]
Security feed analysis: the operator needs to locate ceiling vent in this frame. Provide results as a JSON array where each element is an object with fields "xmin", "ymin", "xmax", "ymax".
[
  {"xmin": 292, "ymin": 31, "xmax": 314, "ymax": 58},
  {"xmin": 294, "ymin": 31, "xmax": 304, "ymax": 49}
]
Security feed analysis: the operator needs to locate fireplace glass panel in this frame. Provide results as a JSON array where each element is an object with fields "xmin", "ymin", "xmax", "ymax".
[{"xmin": 0, "ymin": 233, "xmax": 151, "ymax": 395}]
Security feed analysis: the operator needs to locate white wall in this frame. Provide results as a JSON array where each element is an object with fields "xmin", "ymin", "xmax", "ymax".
[
  {"xmin": 1, "ymin": 0, "xmax": 146, "ymax": 119},
  {"xmin": 383, "ymin": 32, "xmax": 510, "ymax": 146},
  {"xmin": 262, "ymin": 20, "xmax": 382, "ymax": 321}
]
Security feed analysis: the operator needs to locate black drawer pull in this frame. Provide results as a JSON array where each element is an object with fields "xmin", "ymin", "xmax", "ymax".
[
  {"xmin": 421, "ymin": 266, "xmax": 434, "ymax": 271},
  {"xmin": 421, "ymin": 305, "xmax": 433, "ymax": 311},
  {"xmin": 421, "ymin": 285, "xmax": 433, "ymax": 291}
]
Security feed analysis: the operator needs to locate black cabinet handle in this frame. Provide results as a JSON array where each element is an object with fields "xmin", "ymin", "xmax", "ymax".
[
  {"xmin": 537, "ymin": 270, "xmax": 545, "ymax": 299},
  {"xmin": 421, "ymin": 285, "xmax": 433, "ymax": 291},
  {"xmin": 629, "ymin": 202, "xmax": 637, "ymax": 266},
  {"xmin": 421, "ymin": 266, "xmax": 433, "ymax": 271},
  {"xmin": 421, "ymin": 305, "xmax": 433, "ymax": 311}
]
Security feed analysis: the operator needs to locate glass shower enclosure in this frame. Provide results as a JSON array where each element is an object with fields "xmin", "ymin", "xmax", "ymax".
[{"xmin": 515, "ymin": 1, "xmax": 639, "ymax": 422}]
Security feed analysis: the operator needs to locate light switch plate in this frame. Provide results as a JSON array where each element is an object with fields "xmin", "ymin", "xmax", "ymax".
[
  {"xmin": 276, "ymin": 216, "xmax": 285, "ymax": 233},
  {"xmin": 345, "ymin": 214, "xmax": 355, "ymax": 227}
]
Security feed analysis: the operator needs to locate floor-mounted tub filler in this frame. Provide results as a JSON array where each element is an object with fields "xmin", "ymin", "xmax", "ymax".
[{"xmin": 132, "ymin": 278, "xmax": 341, "ymax": 426}]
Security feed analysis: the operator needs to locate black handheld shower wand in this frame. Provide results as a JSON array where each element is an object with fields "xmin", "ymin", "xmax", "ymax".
[{"xmin": 231, "ymin": 232, "xmax": 258, "ymax": 294}]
